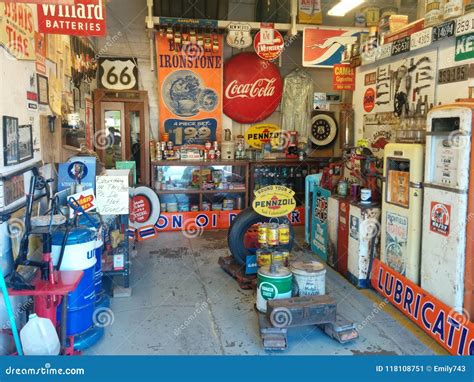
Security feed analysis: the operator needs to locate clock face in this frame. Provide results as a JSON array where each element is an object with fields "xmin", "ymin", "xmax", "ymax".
[{"xmin": 310, "ymin": 113, "xmax": 338, "ymax": 147}]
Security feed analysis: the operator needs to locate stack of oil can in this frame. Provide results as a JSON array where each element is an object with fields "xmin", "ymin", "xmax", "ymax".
[{"xmin": 256, "ymin": 222, "xmax": 290, "ymax": 268}]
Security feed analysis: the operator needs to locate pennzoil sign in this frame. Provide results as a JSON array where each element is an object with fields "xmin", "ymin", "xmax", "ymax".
[
  {"xmin": 253, "ymin": 185, "xmax": 296, "ymax": 218},
  {"xmin": 245, "ymin": 123, "xmax": 282, "ymax": 149}
]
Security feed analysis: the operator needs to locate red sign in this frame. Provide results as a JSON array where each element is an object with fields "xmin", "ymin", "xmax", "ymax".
[
  {"xmin": 10, "ymin": 1, "xmax": 73, "ymax": 3},
  {"xmin": 37, "ymin": 0, "xmax": 106, "ymax": 36},
  {"xmin": 133, "ymin": 195, "xmax": 151, "ymax": 224},
  {"xmin": 430, "ymin": 202, "xmax": 451, "ymax": 236},
  {"xmin": 371, "ymin": 259, "xmax": 474, "ymax": 355},
  {"xmin": 223, "ymin": 52, "xmax": 283, "ymax": 124},
  {"xmin": 333, "ymin": 64, "xmax": 355, "ymax": 91},
  {"xmin": 253, "ymin": 29, "xmax": 284, "ymax": 61},
  {"xmin": 363, "ymin": 88, "xmax": 375, "ymax": 113}
]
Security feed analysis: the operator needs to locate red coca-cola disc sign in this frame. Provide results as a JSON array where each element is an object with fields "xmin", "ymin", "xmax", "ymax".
[{"xmin": 224, "ymin": 52, "xmax": 283, "ymax": 124}]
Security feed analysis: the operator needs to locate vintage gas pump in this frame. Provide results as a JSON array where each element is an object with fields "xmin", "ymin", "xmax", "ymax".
[
  {"xmin": 380, "ymin": 143, "xmax": 424, "ymax": 284},
  {"xmin": 305, "ymin": 173, "xmax": 330, "ymax": 262},
  {"xmin": 421, "ymin": 103, "xmax": 474, "ymax": 315}
]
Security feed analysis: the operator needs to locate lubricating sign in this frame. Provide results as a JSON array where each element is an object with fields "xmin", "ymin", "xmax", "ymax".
[
  {"xmin": 244, "ymin": 123, "xmax": 281, "ymax": 149},
  {"xmin": 223, "ymin": 52, "xmax": 283, "ymax": 124},
  {"xmin": 253, "ymin": 185, "xmax": 296, "ymax": 218},
  {"xmin": 37, "ymin": 0, "xmax": 106, "ymax": 36},
  {"xmin": 430, "ymin": 202, "xmax": 451, "ymax": 236},
  {"xmin": 333, "ymin": 64, "xmax": 355, "ymax": 91},
  {"xmin": 371, "ymin": 259, "xmax": 474, "ymax": 356},
  {"xmin": 156, "ymin": 34, "xmax": 223, "ymax": 146},
  {"xmin": 253, "ymin": 29, "xmax": 284, "ymax": 61},
  {"xmin": 0, "ymin": 1, "xmax": 35, "ymax": 60},
  {"xmin": 363, "ymin": 88, "xmax": 375, "ymax": 113}
]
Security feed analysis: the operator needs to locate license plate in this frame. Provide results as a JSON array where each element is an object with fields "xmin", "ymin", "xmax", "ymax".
[
  {"xmin": 438, "ymin": 64, "xmax": 469, "ymax": 84},
  {"xmin": 433, "ymin": 20, "xmax": 456, "ymax": 41},
  {"xmin": 456, "ymin": 13, "xmax": 474, "ymax": 37},
  {"xmin": 411, "ymin": 28, "xmax": 433, "ymax": 51},
  {"xmin": 391, "ymin": 37, "xmax": 410, "ymax": 56},
  {"xmin": 377, "ymin": 42, "xmax": 393, "ymax": 60}
]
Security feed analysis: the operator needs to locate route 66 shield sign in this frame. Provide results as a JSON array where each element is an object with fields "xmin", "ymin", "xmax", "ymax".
[
  {"xmin": 226, "ymin": 22, "xmax": 252, "ymax": 49},
  {"xmin": 98, "ymin": 57, "xmax": 138, "ymax": 90}
]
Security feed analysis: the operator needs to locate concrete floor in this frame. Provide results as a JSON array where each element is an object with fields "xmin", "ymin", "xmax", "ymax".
[{"xmin": 86, "ymin": 228, "xmax": 446, "ymax": 355}]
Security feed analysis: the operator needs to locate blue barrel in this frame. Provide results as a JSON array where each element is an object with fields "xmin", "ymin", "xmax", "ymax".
[
  {"xmin": 52, "ymin": 228, "xmax": 96, "ymax": 336},
  {"xmin": 78, "ymin": 215, "xmax": 104, "ymax": 299}
]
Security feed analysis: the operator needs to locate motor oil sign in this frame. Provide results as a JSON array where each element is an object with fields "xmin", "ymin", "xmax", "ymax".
[
  {"xmin": 0, "ymin": 1, "xmax": 35, "ymax": 60},
  {"xmin": 430, "ymin": 202, "xmax": 451, "ymax": 236},
  {"xmin": 385, "ymin": 212, "xmax": 408, "ymax": 276},
  {"xmin": 245, "ymin": 123, "xmax": 282, "ymax": 149},
  {"xmin": 253, "ymin": 185, "xmax": 296, "ymax": 218}
]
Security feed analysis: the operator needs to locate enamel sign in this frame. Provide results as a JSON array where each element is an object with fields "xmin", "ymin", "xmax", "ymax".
[{"xmin": 253, "ymin": 185, "xmax": 296, "ymax": 218}]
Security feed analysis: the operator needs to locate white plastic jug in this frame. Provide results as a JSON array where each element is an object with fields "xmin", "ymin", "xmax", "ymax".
[{"xmin": 20, "ymin": 314, "xmax": 60, "ymax": 355}]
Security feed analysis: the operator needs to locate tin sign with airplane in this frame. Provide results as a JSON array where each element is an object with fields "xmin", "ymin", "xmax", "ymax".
[{"xmin": 302, "ymin": 27, "xmax": 364, "ymax": 68}]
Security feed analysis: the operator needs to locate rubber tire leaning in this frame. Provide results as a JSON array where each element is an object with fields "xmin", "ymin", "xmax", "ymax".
[{"xmin": 228, "ymin": 207, "xmax": 295, "ymax": 266}]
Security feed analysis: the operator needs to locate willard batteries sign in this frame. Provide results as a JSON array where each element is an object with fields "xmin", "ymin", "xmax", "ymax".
[
  {"xmin": 37, "ymin": 0, "xmax": 106, "ymax": 36},
  {"xmin": 224, "ymin": 52, "xmax": 283, "ymax": 124},
  {"xmin": 253, "ymin": 185, "xmax": 296, "ymax": 218},
  {"xmin": 156, "ymin": 34, "xmax": 223, "ymax": 146}
]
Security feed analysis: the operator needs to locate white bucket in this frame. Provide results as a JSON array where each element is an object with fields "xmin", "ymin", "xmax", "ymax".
[
  {"xmin": 51, "ymin": 228, "xmax": 97, "ymax": 271},
  {"xmin": 290, "ymin": 261, "xmax": 326, "ymax": 296}
]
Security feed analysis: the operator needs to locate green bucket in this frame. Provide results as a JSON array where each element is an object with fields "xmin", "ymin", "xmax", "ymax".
[{"xmin": 256, "ymin": 265, "xmax": 292, "ymax": 313}]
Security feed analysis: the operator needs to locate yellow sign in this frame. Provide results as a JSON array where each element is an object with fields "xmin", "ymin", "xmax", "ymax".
[
  {"xmin": 245, "ymin": 124, "xmax": 282, "ymax": 149},
  {"xmin": 0, "ymin": 2, "xmax": 35, "ymax": 60},
  {"xmin": 253, "ymin": 185, "xmax": 296, "ymax": 218}
]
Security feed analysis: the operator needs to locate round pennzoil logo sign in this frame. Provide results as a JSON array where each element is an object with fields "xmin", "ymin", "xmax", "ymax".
[
  {"xmin": 252, "ymin": 185, "xmax": 296, "ymax": 218},
  {"xmin": 430, "ymin": 202, "xmax": 451, "ymax": 237}
]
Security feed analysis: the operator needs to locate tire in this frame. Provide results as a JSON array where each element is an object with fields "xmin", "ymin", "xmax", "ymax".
[{"xmin": 228, "ymin": 207, "xmax": 295, "ymax": 265}]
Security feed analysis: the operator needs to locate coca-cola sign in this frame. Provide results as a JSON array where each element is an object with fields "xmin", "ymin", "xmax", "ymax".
[{"xmin": 223, "ymin": 52, "xmax": 283, "ymax": 124}]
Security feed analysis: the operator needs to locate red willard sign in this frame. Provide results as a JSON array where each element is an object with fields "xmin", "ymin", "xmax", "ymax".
[
  {"xmin": 223, "ymin": 52, "xmax": 283, "ymax": 124},
  {"xmin": 37, "ymin": 0, "xmax": 106, "ymax": 36}
]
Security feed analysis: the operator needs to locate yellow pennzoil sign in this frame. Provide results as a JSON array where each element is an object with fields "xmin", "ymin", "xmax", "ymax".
[
  {"xmin": 245, "ymin": 124, "xmax": 282, "ymax": 149},
  {"xmin": 253, "ymin": 185, "xmax": 296, "ymax": 218}
]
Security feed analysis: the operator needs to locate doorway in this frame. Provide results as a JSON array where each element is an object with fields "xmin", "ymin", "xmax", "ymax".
[{"xmin": 94, "ymin": 89, "xmax": 150, "ymax": 185}]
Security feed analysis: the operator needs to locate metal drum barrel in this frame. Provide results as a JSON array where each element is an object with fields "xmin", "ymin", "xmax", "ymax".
[
  {"xmin": 78, "ymin": 215, "xmax": 104, "ymax": 300},
  {"xmin": 52, "ymin": 228, "xmax": 96, "ymax": 336}
]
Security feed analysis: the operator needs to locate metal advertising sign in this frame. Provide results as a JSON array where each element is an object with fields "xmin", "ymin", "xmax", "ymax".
[
  {"xmin": 0, "ymin": 1, "xmax": 35, "ymax": 60},
  {"xmin": 156, "ymin": 34, "xmax": 223, "ymax": 146},
  {"xmin": 252, "ymin": 185, "xmax": 296, "ymax": 218},
  {"xmin": 371, "ymin": 258, "xmax": 474, "ymax": 356},
  {"xmin": 302, "ymin": 27, "xmax": 363, "ymax": 68},
  {"xmin": 430, "ymin": 202, "xmax": 451, "ymax": 236},
  {"xmin": 223, "ymin": 52, "xmax": 283, "ymax": 124},
  {"xmin": 226, "ymin": 22, "xmax": 252, "ymax": 49},
  {"xmin": 244, "ymin": 123, "xmax": 281, "ymax": 149},
  {"xmin": 333, "ymin": 64, "xmax": 355, "ymax": 91},
  {"xmin": 385, "ymin": 212, "xmax": 408, "ymax": 276},
  {"xmin": 37, "ymin": 0, "xmax": 106, "ymax": 36},
  {"xmin": 253, "ymin": 28, "xmax": 284, "ymax": 61}
]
